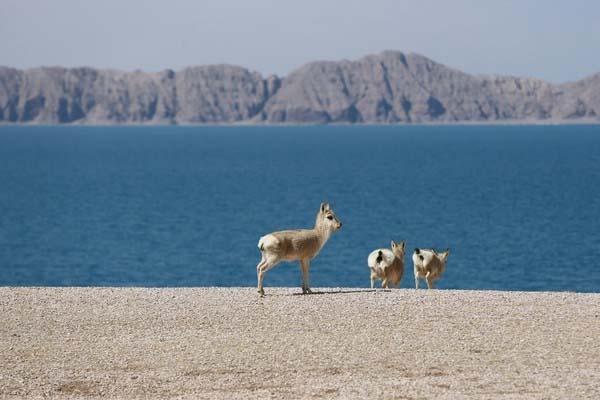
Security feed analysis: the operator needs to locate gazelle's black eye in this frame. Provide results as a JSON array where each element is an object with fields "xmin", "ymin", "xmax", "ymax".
[{"xmin": 327, "ymin": 215, "xmax": 333, "ymax": 220}]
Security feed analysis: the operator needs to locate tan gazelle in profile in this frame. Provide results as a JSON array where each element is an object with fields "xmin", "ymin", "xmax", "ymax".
[
  {"xmin": 367, "ymin": 240, "xmax": 405, "ymax": 288},
  {"xmin": 256, "ymin": 202, "xmax": 342, "ymax": 296},
  {"xmin": 412, "ymin": 248, "xmax": 450, "ymax": 289}
]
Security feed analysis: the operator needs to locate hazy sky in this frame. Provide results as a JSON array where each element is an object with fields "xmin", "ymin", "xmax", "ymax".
[{"xmin": 1, "ymin": 0, "xmax": 599, "ymax": 82}]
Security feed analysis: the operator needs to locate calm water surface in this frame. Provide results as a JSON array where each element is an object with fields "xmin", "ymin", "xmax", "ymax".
[{"xmin": 1, "ymin": 125, "xmax": 599, "ymax": 292}]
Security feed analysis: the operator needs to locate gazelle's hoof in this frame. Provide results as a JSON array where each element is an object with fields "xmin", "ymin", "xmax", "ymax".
[
  {"xmin": 258, "ymin": 288, "xmax": 265, "ymax": 297},
  {"xmin": 302, "ymin": 287, "xmax": 313, "ymax": 294}
]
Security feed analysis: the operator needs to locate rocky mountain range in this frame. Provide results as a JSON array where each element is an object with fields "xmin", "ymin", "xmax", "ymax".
[{"xmin": 1, "ymin": 50, "xmax": 599, "ymax": 124}]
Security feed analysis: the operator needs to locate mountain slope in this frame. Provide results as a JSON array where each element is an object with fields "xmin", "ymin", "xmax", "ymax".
[
  {"xmin": 260, "ymin": 51, "xmax": 569, "ymax": 123},
  {"xmin": 0, "ymin": 51, "xmax": 598, "ymax": 124}
]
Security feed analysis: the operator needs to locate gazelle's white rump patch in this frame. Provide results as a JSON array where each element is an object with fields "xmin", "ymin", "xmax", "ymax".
[
  {"xmin": 367, "ymin": 248, "xmax": 395, "ymax": 272},
  {"xmin": 258, "ymin": 234, "xmax": 279, "ymax": 251}
]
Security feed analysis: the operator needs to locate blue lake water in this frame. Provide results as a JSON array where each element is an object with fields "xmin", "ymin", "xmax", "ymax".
[{"xmin": 0, "ymin": 125, "xmax": 599, "ymax": 292}]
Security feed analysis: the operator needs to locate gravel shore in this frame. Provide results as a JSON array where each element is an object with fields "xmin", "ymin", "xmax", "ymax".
[{"xmin": 1, "ymin": 287, "xmax": 599, "ymax": 399}]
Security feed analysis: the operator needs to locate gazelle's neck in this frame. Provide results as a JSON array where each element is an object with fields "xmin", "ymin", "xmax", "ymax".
[{"xmin": 313, "ymin": 223, "xmax": 333, "ymax": 248}]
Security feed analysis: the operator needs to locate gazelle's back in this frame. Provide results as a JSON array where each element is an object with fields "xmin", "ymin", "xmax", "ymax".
[{"xmin": 259, "ymin": 229, "xmax": 322, "ymax": 261}]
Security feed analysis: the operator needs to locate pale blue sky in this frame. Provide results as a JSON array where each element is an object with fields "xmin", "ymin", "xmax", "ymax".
[{"xmin": 1, "ymin": 0, "xmax": 599, "ymax": 82}]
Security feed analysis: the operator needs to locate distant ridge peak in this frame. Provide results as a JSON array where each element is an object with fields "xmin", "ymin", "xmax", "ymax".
[{"xmin": 0, "ymin": 51, "xmax": 599, "ymax": 124}]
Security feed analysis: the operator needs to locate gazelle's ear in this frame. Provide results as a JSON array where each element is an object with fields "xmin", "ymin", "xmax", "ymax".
[
  {"xmin": 400, "ymin": 241, "xmax": 405, "ymax": 251},
  {"xmin": 391, "ymin": 240, "xmax": 396, "ymax": 249},
  {"xmin": 320, "ymin": 202, "xmax": 327, "ymax": 213}
]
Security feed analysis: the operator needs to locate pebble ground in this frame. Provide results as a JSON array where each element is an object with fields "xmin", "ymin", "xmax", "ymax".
[{"xmin": 1, "ymin": 287, "xmax": 599, "ymax": 399}]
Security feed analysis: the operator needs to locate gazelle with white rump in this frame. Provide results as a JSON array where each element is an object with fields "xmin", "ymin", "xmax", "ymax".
[
  {"xmin": 367, "ymin": 240, "xmax": 405, "ymax": 288},
  {"xmin": 412, "ymin": 248, "xmax": 450, "ymax": 289},
  {"xmin": 256, "ymin": 202, "xmax": 342, "ymax": 296}
]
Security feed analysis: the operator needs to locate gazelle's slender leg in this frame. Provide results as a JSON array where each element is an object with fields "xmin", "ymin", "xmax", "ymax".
[
  {"xmin": 425, "ymin": 271, "xmax": 433, "ymax": 289},
  {"xmin": 257, "ymin": 255, "xmax": 280, "ymax": 297},
  {"xmin": 415, "ymin": 274, "xmax": 419, "ymax": 289},
  {"xmin": 300, "ymin": 259, "xmax": 312, "ymax": 294},
  {"xmin": 257, "ymin": 259, "xmax": 268, "ymax": 296},
  {"xmin": 256, "ymin": 255, "xmax": 265, "ymax": 277}
]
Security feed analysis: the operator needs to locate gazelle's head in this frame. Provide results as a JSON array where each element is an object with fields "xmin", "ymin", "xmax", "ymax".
[
  {"xmin": 316, "ymin": 202, "xmax": 342, "ymax": 232},
  {"xmin": 437, "ymin": 249, "xmax": 450, "ymax": 263},
  {"xmin": 390, "ymin": 240, "xmax": 405, "ymax": 259}
]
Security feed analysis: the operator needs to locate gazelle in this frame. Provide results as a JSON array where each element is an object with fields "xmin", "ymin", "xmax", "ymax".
[
  {"xmin": 256, "ymin": 203, "xmax": 342, "ymax": 296},
  {"xmin": 367, "ymin": 240, "xmax": 405, "ymax": 288},
  {"xmin": 412, "ymin": 248, "xmax": 450, "ymax": 289}
]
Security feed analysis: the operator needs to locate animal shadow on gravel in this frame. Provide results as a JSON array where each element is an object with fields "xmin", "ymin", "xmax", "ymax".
[{"xmin": 289, "ymin": 289, "xmax": 382, "ymax": 296}]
